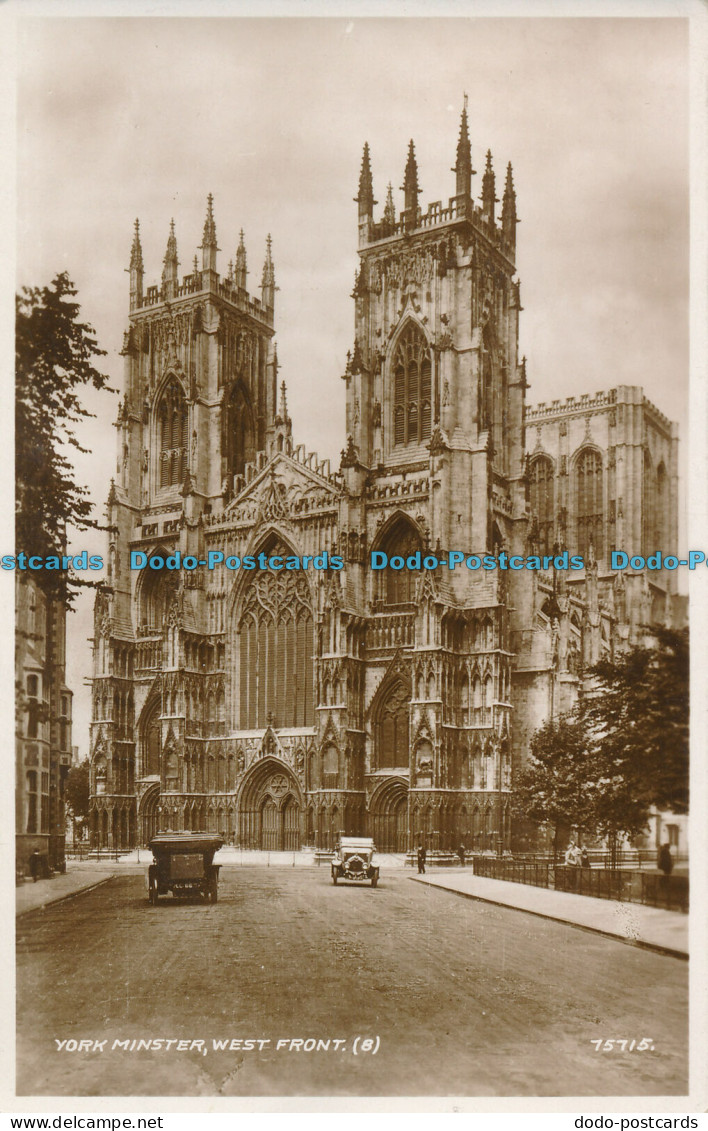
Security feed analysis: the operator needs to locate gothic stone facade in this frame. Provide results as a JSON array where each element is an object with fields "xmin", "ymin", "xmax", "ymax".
[{"xmin": 89, "ymin": 107, "xmax": 679, "ymax": 852}]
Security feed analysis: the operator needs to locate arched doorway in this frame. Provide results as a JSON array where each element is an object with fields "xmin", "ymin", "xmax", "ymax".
[
  {"xmin": 237, "ymin": 757, "xmax": 303, "ymax": 850},
  {"xmin": 139, "ymin": 782, "xmax": 160, "ymax": 845},
  {"xmin": 369, "ymin": 777, "xmax": 409, "ymax": 853}
]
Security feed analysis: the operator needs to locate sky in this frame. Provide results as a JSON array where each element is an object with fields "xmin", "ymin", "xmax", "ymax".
[{"xmin": 13, "ymin": 15, "xmax": 690, "ymax": 758}]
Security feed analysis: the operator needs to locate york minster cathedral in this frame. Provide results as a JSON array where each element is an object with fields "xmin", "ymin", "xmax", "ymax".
[{"xmin": 89, "ymin": 103, "xmax": 680, "ymax": 853}]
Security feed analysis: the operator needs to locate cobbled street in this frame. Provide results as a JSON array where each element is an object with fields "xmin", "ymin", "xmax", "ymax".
[{"xmin": 16, "ymin": 868, "xmax": 688, "ymax": 1097}]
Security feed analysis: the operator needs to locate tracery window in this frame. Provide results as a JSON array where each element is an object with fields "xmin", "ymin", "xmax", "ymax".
[
  {"xmin": 529, "ymin": 456, "xmax": 555, "ymax": 556},
  {"xmin": 157, "ymin": 377, "xmax": 188, "ymax": 487},
  {"xmin": 655, "ymin": 462, "xmax": 666, "ymax": 548},
  {"xmin": 642, "ymin": 450, "xmax": 656, "ymax": 556},
  {"xmin": 375, "ymin": 680, "xmax": 410, "ymax": 770},
  {"xmin": 575, "ymin": 448, "xmax": 603, "ymax": 560},
  {"xmin": 376, "ymin": 516, "xmax": 422, "ymax": 605},
  {"xmin": 392, "ymin": 323, "xmax": 432, "ymax": 447},
  {"xmin": 238, "ymin": 548, "xmax": 314, "ymax": 729}
]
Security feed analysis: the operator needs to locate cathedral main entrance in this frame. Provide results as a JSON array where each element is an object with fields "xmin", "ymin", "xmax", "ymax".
[
  {"xmin": 237, "ymin": 756, "xmax": 303, "ymax": 850},
  {"xmin": 369, "ymin": 777, "xmax": 409, "ymax": 853}
]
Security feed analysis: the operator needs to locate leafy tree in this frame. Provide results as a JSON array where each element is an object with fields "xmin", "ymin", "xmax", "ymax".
[
  {"xmin": 513, "ymin": 713, "xmax": 595, "ymax": 858},
  {"xmin": 16, "ymin": 272, "xmax": 113, "ymax": 605},
  {"xmin": 587, "ymin": 626, "xmax": 689, "ymax": 819},
  {"xmin": 65, "ymin": 759, "xmax": 90, "ymax": 821},
  {"xmin": 516, "ymin": 628, "xmax": 689, "ymax": 864}
]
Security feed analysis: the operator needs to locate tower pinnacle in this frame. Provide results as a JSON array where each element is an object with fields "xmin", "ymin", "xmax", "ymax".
[
  {"xmin": 383, "ymin": 182, "xmax": 396, "ymax": 229},
  {"xmin": 402, "ymin": 139, "xmax": 421, "ymax": 216},
  {"xmin": 481, "ymin": 150, "xmax": 497, "ymax": 224},
  {"xmin": 235, "ymin": 228, "xmax": 247, "ymax": 289},
  {"xmin": 355, "ymin": 142, "xmax": 376, "ymax": 218},
  {"xmin": 261, "ymin": 234, "xmax": 275, "ymax": 308},
  {"xmin": 501, "ymin": 162, "xmax": 518, "ymax": 252},
  {"xmin": 454, "ymin": 95, "xmax": 474, "ymax": 197},
  {"xmin": 161, "ymin": 218, "xmax": 179, "ymax": 298},
  {"xmin": 201, "ymin": 193, "xmax": 219, "ymax": 273},
  {"xmin": 129, "ymin": 219, "xmax": 144, "ymax": 309}
]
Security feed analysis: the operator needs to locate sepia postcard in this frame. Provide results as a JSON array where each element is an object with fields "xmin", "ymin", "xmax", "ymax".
[{"xmin": 5, "ymin": 1, "xmax": 708, "ymax": 1118}]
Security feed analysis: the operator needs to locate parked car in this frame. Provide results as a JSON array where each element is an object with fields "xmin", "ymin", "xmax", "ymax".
[
  {"xmin": 147, "ymin": 833, "xmax": 223, "ymax": 904},
  {"xmin": 331, "ymin": 836, "xmax": 380, "ymax": 887}
]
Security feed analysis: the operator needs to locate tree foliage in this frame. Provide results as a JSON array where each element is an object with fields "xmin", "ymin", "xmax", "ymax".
[
  {"xmin": 16, "ymin": 272, "xmax": 113, "ymax": 604},
  {"xmin": 65, "ymin": 759, "xmax": 91, "ymax": 821},
  {"xmin": 516, "ymin": 628, "xmax": 689, "ymax": 851}
]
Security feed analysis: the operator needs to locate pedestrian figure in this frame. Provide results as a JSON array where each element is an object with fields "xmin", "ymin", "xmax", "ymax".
[
  {"xmin": 29, "ymin": 851, "xmax": 41, "ymax": 883},
  {"xmin": 564, "ymin": 840, "xmax": 581, "ymax": 890},
  {"xmin": 417, "ymin": 845, "xmax": 426, "ymax": 874},
  {"xmin": 657, "ymin": 842, "xmax": 673, "ymax": 875},
  {"xmin": 580, "ymin": 846, "xmax": 590, "ymax": 868},
  {"xmin": 457, "ymin": 843, "xmax": 466, "ymax": 867}
]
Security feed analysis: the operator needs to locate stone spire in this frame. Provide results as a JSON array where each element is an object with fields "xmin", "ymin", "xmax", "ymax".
[
  {"xmin": 454, "ymin": 94, "xmax": 474, "ymax": 197},
  {"xmin": 355, "ymin": 142, "xmax": 376, "ymax": 219},
  {"xmin": 201, "ymin": 193, "xmax": 218, "ymax": 274},
  {"xmin": 261, "ymin": 234, "xmax": 275, "ymax": 309},
  {"xmin": 161, "ymin": 219, "xmax": 179, "ymax": 299},
  {"xmin": 402, "ymin": 139, "xmax": 421, "ymax": 215},
  {"xmin": 481, "ymin": 150, "xmax": 497, "ymax": 225},
  {"xmin": 501, "ymin": 163, "xmax": 518, "ymax": 253},
  {"xmin": 235, "ymin": 229, "xmax": 247, "ymax": 290},
  {"xmin": 278, "ymin": 380, "xmax": 290, "ymax": 423},
  {"xmin": 129, "ymin": 219, "xmax": 143, "ymax": 309}
]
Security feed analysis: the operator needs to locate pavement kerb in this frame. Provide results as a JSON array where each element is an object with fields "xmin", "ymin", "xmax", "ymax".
[
  {"xmin": 410, "ymin": 876, "xmax": 688, "ymax": 961},
  {"xmin": 16, "ymin": 875, "xmax": 114, "ymax": 917}
]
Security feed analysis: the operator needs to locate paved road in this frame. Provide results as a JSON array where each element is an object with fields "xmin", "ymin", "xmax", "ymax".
[{"xmin": 16, "ymin": 869, "xmax": 687, "ymax": 1098}]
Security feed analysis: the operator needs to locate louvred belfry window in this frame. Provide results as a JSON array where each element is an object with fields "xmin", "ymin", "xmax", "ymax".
[
  {"xmin": 391, "ymin": 323, "xmax": 432, "ymax": 447},
  {"xmin": 576, "ymin": 448, "xmax": 603, "ymax": 559},
  {"xmin": 529, "ymin": 456, "xmax": 555, "ymax": 556},
  {"xmin": 157, "ymin": 377, "xmax": 188, "ymax": 487}
]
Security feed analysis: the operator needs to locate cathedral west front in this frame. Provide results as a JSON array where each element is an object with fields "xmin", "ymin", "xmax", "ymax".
[{"xmin": 89, "ymin": 103, "xmax": 680, "ymax": 854}]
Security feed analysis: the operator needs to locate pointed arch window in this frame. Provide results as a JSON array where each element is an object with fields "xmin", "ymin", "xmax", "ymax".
[
  {"xmin": 376, "ymin": 516, "xmax": 422, "ymax": 605},
  {"xmin": 375, "ymin": 680, "xmax": 410, "ymax": 770},
  {"xmin": 391, "ymin": 323, "xmax": 432, "ymax": 447},
  {"xmin": 225, "ymin": 383, "xmax": 255, "ymax": 480},
  {"xmin": 529, "ymin": 456, "xmax": 555, "ymax": 556},
  {"xmin": 575, "ymin": 448, "xmax": 603, "ymax": 560},
  {"xmin": 157, "ymin": 377, "xmax": 188, "ymax": 487},
  {"xmin": 237, "ymin": 543, "xmax": 314, "ymax": 729}
]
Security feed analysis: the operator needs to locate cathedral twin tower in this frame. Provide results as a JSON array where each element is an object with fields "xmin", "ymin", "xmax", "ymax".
[{"xmin": 89, "ymin": 102, "xmax": 678, "ymax": 854}]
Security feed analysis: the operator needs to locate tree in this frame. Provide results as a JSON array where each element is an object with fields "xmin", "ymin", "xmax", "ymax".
[
  {"xmin": 587, "ymin": 626, "xmax": 689, "ymax": 819},
  {"xmin": 16, "ymin": 272, "xmax": 113, "ymax": 605},
  {"xmin": 65, "ymin": 759, "xmax": 91, "ymax": 841},
  {"xmin": 516, "ymin": 628, "xmax": 689, "ymax": 864},
  {"xmin": 513, "ymin": 713, "xmax": 595, "ymax": 858}
]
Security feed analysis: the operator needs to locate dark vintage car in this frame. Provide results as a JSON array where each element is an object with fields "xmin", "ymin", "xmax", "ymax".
[
  {"xmin": 331, "ymin": 836, "xmax": 380, "ymax": 887},
  {"xmin": 147, "ymin": 833, "xmax": 223, "ymax": 904}
]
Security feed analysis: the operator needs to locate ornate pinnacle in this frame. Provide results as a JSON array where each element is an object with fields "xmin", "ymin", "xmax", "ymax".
[
  {"xmin": 262, "ymin": 234, "xmax": 275, "ymax": 288},
  {"xmin": 235, "ymin": 228, "xmax": 247, "ymax": 273},
  {"xmin": 201, "ymin": 193, "xmax": 217, "ymax": 248},
  {"xmin": 355, "ymin": 141, "xmax": 376, "ymax": 216},
  {"xmin": 402, "ymin": 139, "xmax": 421, "ymax": 211},
  {"xmin": 383, "ymin": 182, "xmax": 396, "ymax": 226},
  {"xmin": 481, "ymin": 150, "xmax": 497, "ymax": 221},
  {"xmin": 129, "ymin": 219, "xmax": 143, "ymax": 273},
  {"xmin": 193, "ymin": 254, "xmax": 199, "ymax": 275},
  {"xmin": 279, "ymin": 380, "xmax": 290, "ymax": 422},
  {"xmin": 453, "ymin": 96, "xmax": 475, "ymax": 196},
  {"xmin": 163, "ymin": 218, "xmax": 178, "ymax": 267}
]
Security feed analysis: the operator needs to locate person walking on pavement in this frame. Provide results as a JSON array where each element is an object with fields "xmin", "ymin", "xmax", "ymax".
[
  {"xmin": 658, "ymin": 842, "xmax": 674, "ymax": 875},
  {"xmin": 457, "ymin": 843, "xmax": 466, "ymax": 867},
  {"xmin": 417, "ymin": 844, "xmax": 426, "ymax": 874}
]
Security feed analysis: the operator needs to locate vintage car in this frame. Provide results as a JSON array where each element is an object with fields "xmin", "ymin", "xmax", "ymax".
[
  {"xmin": 147, "ymin": 833, "xmax": 223, "ymax": 904},
  {"xmin": 331, "ymin": 836, "xmax": 380, "ymax": 887}
]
